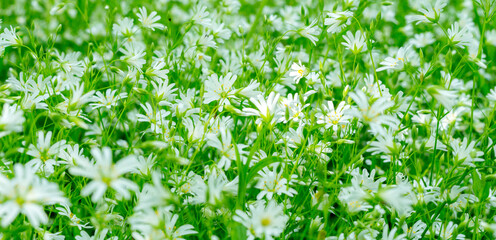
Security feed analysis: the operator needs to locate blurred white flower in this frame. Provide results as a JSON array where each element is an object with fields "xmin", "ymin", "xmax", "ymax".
[
  {"xmin": 0, "ymin": 164, "xmax": 67, "ymax": 227},
  {"xmin": 233, "ymin": 200, "xmax": 289, "ymax": 240},
  {"xmin": 69, "ymin": 147, "xmax": 139, "ymax": 202},
  {"xmin": 137, "ymin": 7, "xmax": 165, "ymax": 31},
  {"xmin": 342, "ymin": 30, "xmax": 367, "ymax": 55}
]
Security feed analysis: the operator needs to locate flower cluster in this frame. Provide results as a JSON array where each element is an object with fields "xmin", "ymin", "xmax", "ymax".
[{"xmin": 0, "ymin": 0, "xmax": 496, "ymax": 239}]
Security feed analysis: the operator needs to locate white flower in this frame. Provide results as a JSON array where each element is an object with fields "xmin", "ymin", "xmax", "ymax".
[
  {"xmin": 348, "ymin": 90, "xmax": 399, "ymax": 135},
  {"xmin": 324, "ymin": 11, "xmax": 353, "ymax": 34},
  {"xmin": 90, "ymin": 89, "xmax": 128, "ymax": 110},
  {"xmin": 447, "ymin": 22, "xmax": 472, "ymax": 49},
  {"xmin": 134, "ymin": 172, "xmax": 175, "ymax": 210},
  {"xmin": 0, "ymin": 164, "xmax": 67, "ymax": 228},
  {"xmin": 119, "ymin": 41, "xmax": 146, "ymax": 70},
  {"xmin": 69, "ymin": 147, "xmax": 139, "ymax": 202},
  {"xmin": 76, "ymin": 229, "xmax": 115, "ymax": 240},
  {"xmin": 204, "ymin": 169, "xmax": 238, "ymax": 205},
  {"xmin": 57, "ymin": 83, "xmax": 95, "ymax": 114},
  {"xmin": 342, "ymin": 30, "xmax": 367, "ymax": 54},
  {"xmin": 367, "ymin": 130, "xmax": 403, "ymax": 163},
  {"xmin": 450, "ymin": 138, "xmax": 484, "ymax": 167},
  {"xmin": 211, "ymin": 22, "xmax": 232, "ymax": 43},
  {"xmin": 136, "ymin": 7, "xmax": 165, "ymax": 31},
  {"xmin": 433, "ymin": 221, "xmax": 465, "ymax": 240},
  {"xmin": 206, "ymin": 129, "xmax": 246, "ymax": 170},
  {"xmin": 55, "ymin": 51, "xmax": 85, "ymax": 78},
  {"xmin": 279, "ymin": 93, "xmax": 309, "ymax": 123},
  {"xmin": 56, "ymin": 203, "xmax": 92, "ymax": 230},
  {"xmin": 402, "ymin": 220, "xmax": 427, "ymax": 240},
  {"xmin": 411, "ymin": 32, "xmax": 435, "ymax": 48},
  {"xmin": 0, "ymin": 103, "xmax": 25, "ymax": 138},
  {"xmin": 316, "ymin": 101, "xmax": 351, "ymax": 131},
  {"xmin": 382, "ymin": 224, "xmax": 407, "ymax": 240},
  {"xmin": 233, "ymin": 200, "xmax": 289, "ymax": 240},
  {"xmin": 488, "ymin": 87, "xmax": 496, "ymax": 102},
  {"xmin": 255, "ymin": 166, "xmax": 297, "ymax": 200},
  {"xmin": 298, "ymin": 19, "xmax": 321, "ymax": 45},
  {"xmin": 145, "ymin": 60, "xmax": 169, "ymax": 81},
  {"xmin": 426, "ymin": 85, "xmax": 458, "ymax": 110},
  {"xmin": 408, "ymin": 0, "xmax": 448, "ymax": 24},
  {"xmin": 379, "ymin": 183, "xmax": 414, "ymax": 216},
  {"xmin": 350, "ymin": 168, "xmax": 385, "ymax": 193},
  {"xmin": 0, "ymin": 26, "xmax": 22, "ymax": 47},
  {"xmin": 58, "ymin": 144, "xmax": 88, "ymax": 166},
  {"xmin": 203, "ymin": 72, "xmax": 238, "ymax": 108},
  {"xmin": 238, "ymin": 80, "xmax": 261, "ymax": 99},
  {"xmin": 113, "ymin": 17, "xmax": 139, "ymax": 38},
  {"xmin": 486, "ymin": 29, "xmax": 496, "ymax": 46},
  {"xmin": 377, "ymin": 44, "xmax": 412, "ymax": 72},
  {"xmin": 136, "ymin": 102, "xmax": 171, "ymax": 133},
  {"xmin": 244, "ymin": 92, "xmax": 282, "ymax": 125},
  {"xmin": 191, "ymin": 5, "xmax": 212, "ymax": 28},
  {"xmin": 151, "ymin": 78, "xmax": 178, "ymax": 107},
  {"xmin": 338, "ymin": 185, "xmax": 372, "ymax": 213},
  {"xmin": 129, "ymin": 208, "xmax": 197, "ymax": 240},
  {"xmin": 289, "ymin": 61, "xmax": 307, "ymax": 83},
  {"xmin": 24, "ymin": 131, "xmax": 67, "ymax": 176}
]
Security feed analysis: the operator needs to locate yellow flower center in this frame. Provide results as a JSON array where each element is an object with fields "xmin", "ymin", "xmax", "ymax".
[{"xmin": 261, "ymin": 217, "xmax": 271, "ymax": 226}]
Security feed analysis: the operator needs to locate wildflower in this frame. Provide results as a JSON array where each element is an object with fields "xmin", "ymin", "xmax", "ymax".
[
  {"xmin": 69, "ymin": 147, "xmax": 139, "ymax": 202},
  {"xmin": 348, "ymin": 90, "xmax": 399, "ymax": 135},
  {"xmin": 0, "ymin": 26, "xmax": 22, "ymax": 47},
  {"xmin": 0, "ymin": 103, "xmax": 25, "ymax": 138},
  {"xmin": 324, "ymin": 11, "xmax": 353, "ymax": 34},
  {"xmin": 289, "ymin": 61, "xmax": 307, "ymax": 84},
  {"xmin": 0, "ymin": 164, "xmax": 67, "ymax": 227},
  {"xmin": 55, "ymin": 51, "xmax": 85, "ymax": 78},
  {"xmin": 113, "ymin": 17, "xmax": 139, "ymax": 39},
  {"xmin": 24, "ymin": 131, "xmax": 67, "ymax": 176},
  {"xmin": 338, "ymin": 185, "xmax": 372, "ymax": 212},
  {"xmin": 136, "ymin": 7, "xmax": 165, "ymax": 31},
  {"xmin": 379, "ymin": 183, "xmax": 415, "ymax": 216},
  {"xmin": 450, "ymin": 138, "xmax": 484, "ymax": 167},
  {"xmin": 56, "ymin": 203, "xmax": 92, "ymax": 230},
  {"xmin": 255, "ymin": 166, "xmax": 297, "ymax": 200},
  {"xmin": 377, "ymin": 44, "xmax": 412, "ymax": 72},
  {"xmin": 488, "ymin": 87, "xmax": 496, "ymax": 102},
  {"xmin": 145, "ymin": 60, "xmax": 169, "ymax": 81},
  {"xmin": 447, "ymin": 22, "xmax": 472, "ymax": 49},
  {"xmin": 408, "ymin": 0, "xmax": 448, "ymax": 24},
  {"xmin": 279, "ymin": 93, "xmax": 309, "ymax": 123},
  {"xmin": 244, "ymin": 92, "xmax": 282, "ymax": 125},
  {"xmin": 382, "ymin": 224, "xmax": 406, "ymax": 240},
  {"xmin": 233, "ymin": 200, "xmax": 289, "ymax": 240},
  {"xmin": 136, "ymin": 102, "xmax": 171, "ymax": 133},
  {"xmin": 129, "ymin": 208, "xmax": 197, "ymax": 240},
  {"xmin": 211, "ymin": 22, "xmax": 232, "ymax": 43},
  {"xmin": 203, "ymin": 72, "xmax": 238, "ymax": 109},
  {"xmin": 90, "ymin": 89, "xmax": 128, "ymax": 110},
  {"xmin": 342, "ymin": 30, "xmax": 367, "ymax": 55},
  {"xmin": 411, "ymin": 32, "xmax": 436, "ymax": 48},
  {"xmin": 316, "ymin": 101, "xmax": 351, "ymax": 131},
  {"xmin": 432, "ymin": 221, "xmax": 465, "ymax": 240},
  {"xmin": 151, "ymin": 78, "xmax": 178, "ymax": 107},
  {"xmin": 402, "ymin": 220, "xmax": 427, "ymax": 240},
  {"xmin": 58, "ymin": 144, "xmax": 88, "ymax": 167},
  {"xmin": 76, "ymin": 229, "xmax": 116, "ymax": 240},
  {"xmin": 119, "ymin": 41, "xmax": 146, "ymax": 70},
  {"xmin": 191, "ymin": 5, "xmax": 212, "ymax": 27},
  {"xmin": 298, "ymin": 19, "xmax": 321, "ymax": 45},
  {"xmin": 426, "ymin": 85, "xmax": 458, "ymax": 110},
  {"xmin": 206, "ymin": 129, "xmax": 246, "ymax": 170}
]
